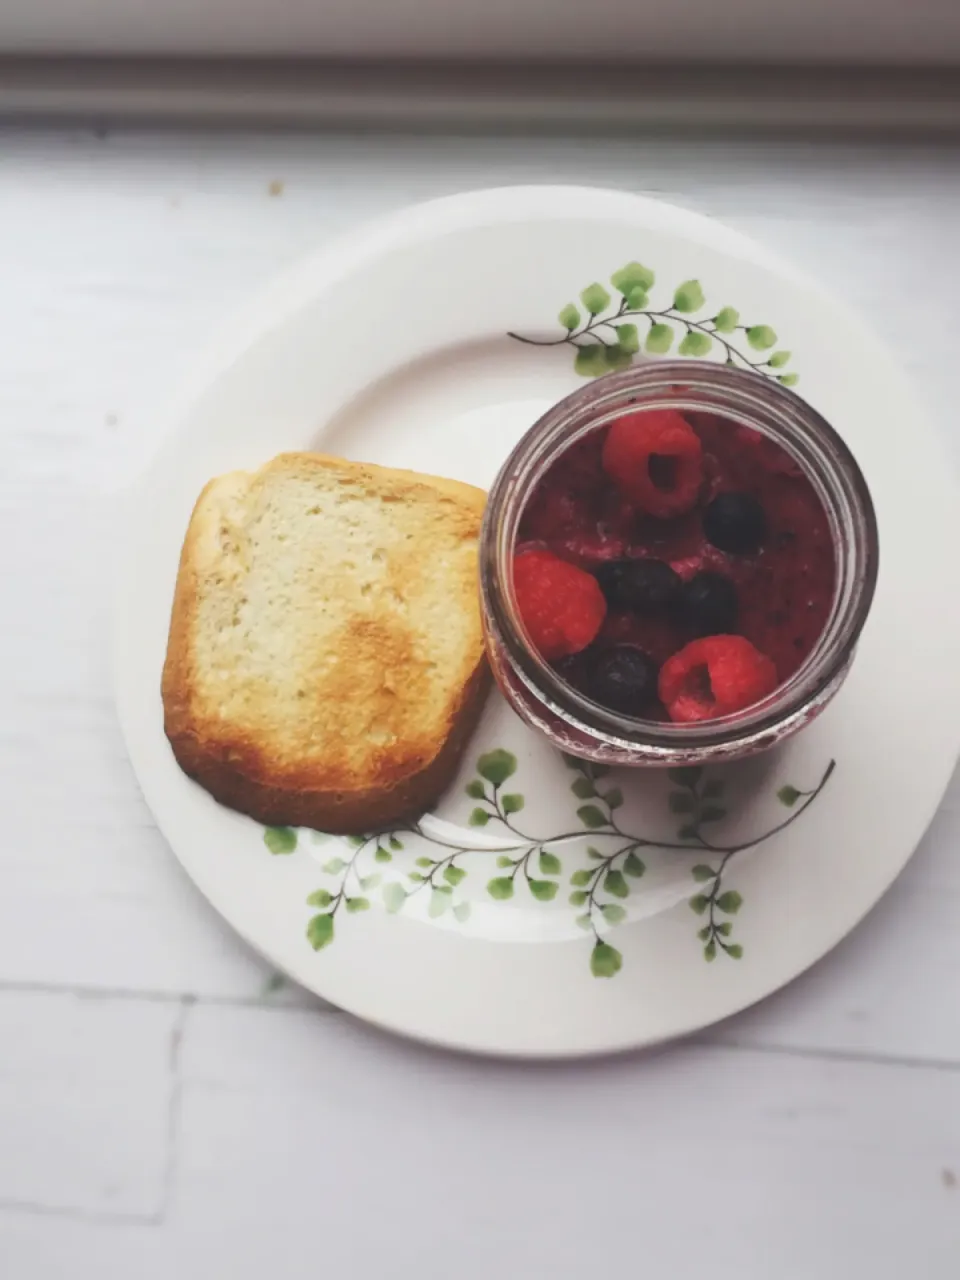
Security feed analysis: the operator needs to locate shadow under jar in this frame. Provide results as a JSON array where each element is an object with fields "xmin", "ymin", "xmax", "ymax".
[{"xmin": 479, "ymin": 363, "xmax": 878, "ymax": 768}]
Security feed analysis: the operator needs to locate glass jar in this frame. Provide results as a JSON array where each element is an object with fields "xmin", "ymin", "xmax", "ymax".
[{"xmin": 479, "ymin": 362, "xmax": 878, "ymax": 767}]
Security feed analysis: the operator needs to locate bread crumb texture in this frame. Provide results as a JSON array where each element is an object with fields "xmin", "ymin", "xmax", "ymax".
[{"xmin": 162, "ymin": 453, "xmax": 489, "ymax": 827}]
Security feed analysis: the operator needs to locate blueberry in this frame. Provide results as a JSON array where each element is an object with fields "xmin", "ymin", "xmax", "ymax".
[
  {"xmin": 681, "ymin": 572, "xmax": 738, "ymax": 636},
  {"xmin": 593, "ymin": 558, "xmax": 682, "ymax": 613},
  {"xmin": 703, "ymin": 492, "xmax": 768, "ymax": 555},
  {"xmin": 585, "ymin": 646, "xmax": 660, "ymax": 716}
]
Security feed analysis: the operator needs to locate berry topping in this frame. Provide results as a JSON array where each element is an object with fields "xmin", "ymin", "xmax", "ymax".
[
  {"xmin": 515, "ymin": 404, "xmax": 836, "ymax": 723},
  {"xmin": 680, "ymin": 571, "xmax": 738, "ymax": 636},
  {"xmin": 703, "ymin": 492, "xmax": 768, "ymax": 555},
  {"xmin": 555, "ymin": 529, "xmax": 627, "ymax": 568},
  {"xmin": 513, "ymin": 549, "xmax": 607, "ymax": 661},
  {"xmin": 601, "ymin": 409, "xmax": 703, "ymax": 518},
  {"xmin": 733, "ymin": 426, "xmax": 803, "ymax": 476},
  {"xmin": 519, "ymin": 484, "xmax": 586, "ymax": 542},
  {"xmin": 583, "ymin": 645, "xmax": 660, "ymax": 716},
  {"xmin": 659, "ymin": 636, "xmax": 778, "ymax": 723},
  {"xmin": 594, "ymin": 558, "xmax": 682, "ymax": 613}
]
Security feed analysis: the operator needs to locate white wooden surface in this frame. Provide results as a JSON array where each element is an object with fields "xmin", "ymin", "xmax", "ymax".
[{"xmin": 1, "ymin": 126, "xmax": 959, "ymax": 1278}]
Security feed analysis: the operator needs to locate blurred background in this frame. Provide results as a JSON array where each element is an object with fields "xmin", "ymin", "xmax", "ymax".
[{"xmin": 0, "ymin": 0, "xmax": 958, "ymax": 132}]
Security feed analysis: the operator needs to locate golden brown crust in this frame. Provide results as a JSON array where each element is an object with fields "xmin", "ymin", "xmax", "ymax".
[
  {"xmin": 163, "ymin": 660, "xmax": 491, "ymax": 834},
  {"xmin": 161, "ymin": 454, "xmax": 490, "ymax": 834}
]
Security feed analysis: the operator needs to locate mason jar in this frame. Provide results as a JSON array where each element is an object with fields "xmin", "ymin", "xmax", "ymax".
[{"xmin": 479, "ymin": 362, "xmax": 879, "ymax": 767}]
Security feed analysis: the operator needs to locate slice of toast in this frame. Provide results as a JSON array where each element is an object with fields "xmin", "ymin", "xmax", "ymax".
[{"xmin": 162, "ymin": 452, "xmax": 490, "ymax": 833}]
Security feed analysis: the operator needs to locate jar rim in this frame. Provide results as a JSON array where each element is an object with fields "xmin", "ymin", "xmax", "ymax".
[{"xmin": 479, "ymin": 362, "xmax": 879, "ymax": 754}]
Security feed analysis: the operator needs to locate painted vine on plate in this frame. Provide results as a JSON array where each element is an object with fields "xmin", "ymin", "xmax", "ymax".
[
  {"xmin": 264, "ymin": 749, "xmax": 834, "ymax": 979},
  {"xmin": 508, "ymin": 261, "xmax": 797, "ymax": 384}
]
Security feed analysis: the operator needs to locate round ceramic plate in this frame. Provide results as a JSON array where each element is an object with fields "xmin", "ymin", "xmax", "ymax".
[{"xmin": 115, "ymin": 186, "xmax": 960, "ymax": 1057}]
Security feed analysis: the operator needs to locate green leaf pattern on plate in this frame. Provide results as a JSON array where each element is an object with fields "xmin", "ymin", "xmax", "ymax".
[
  {"xmin": 263, "ymin": 826, "xmax": 298, "ymax": 855},
  {"xmin": 671, "ymin": 761, "xmax": 836, "ymax": 961},
  {"xmin": 508, "ymin": 261, "xmax": 795, "ymax": 383},
  {"xmin": 287, "ymin": 747, "xmax": 835, "ymax": 980}
]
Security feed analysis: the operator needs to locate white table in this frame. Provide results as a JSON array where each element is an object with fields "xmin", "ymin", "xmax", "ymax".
[{"xmin": 1, "ymin": 125, "xmax": 959, "ymax": 1279}]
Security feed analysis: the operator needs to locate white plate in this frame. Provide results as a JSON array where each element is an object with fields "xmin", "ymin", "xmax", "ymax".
[{"xmin": 115, "ymin": 186, "xmax": 960, "ymax": 1058}]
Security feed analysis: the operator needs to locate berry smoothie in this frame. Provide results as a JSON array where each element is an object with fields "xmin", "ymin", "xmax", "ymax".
[{"xmin": 513, "ymin": 408, "xmax": 836, "ymax": 724}]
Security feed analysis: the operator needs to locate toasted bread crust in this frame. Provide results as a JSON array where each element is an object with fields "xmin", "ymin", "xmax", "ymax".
[
  {"xmin": 163, "ymin": 659, "xmax": 491, "ymax": 833},
  {"xmin": 161, "ymin": 453, "xmax": 490, "ymax": 833}
]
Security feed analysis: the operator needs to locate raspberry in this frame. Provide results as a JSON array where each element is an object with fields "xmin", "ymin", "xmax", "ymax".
[
  {"xmin": 513, "ymin": 549, "xmax": 607, "ymax": 661},
  {"xmin": 601, "ymin": 409, "xmax": 703, "ymax": 518},
  {"xmin": 658, "ymin": 635, "xmax": 778, "ymax": 723}
]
